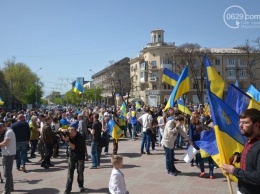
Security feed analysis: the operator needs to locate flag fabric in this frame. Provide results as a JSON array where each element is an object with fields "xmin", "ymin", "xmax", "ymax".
[
  {"xmin": 246, "ymin": 84, "xmax": 260, "ymax": 103},
  {"xmin": 73, "ymin": 81, "xmax": 84, "ymax": 94},
  {"xmin": 164, "ymin": 65, "xmax": 190, "ymax": 111},
  {"xmin": 135, "ymin": 101, "xmax": 141, "ymax": 110},
  {"xmin": 0, "ymin": 97, "xmax": 4, "ymax": 106},
  {"xmin": 108, "ymin": 119, "xmax": 124, "ymax": 140},
  {"xmin": 120, "ymin": 102, "xmax": 127, "ymax": 117},
  {"xmin": 203, "ymin": 103, "xmax": 210, "ymax": 116},
  {"xmin": 207, "ymin": 91, "xmax": 246, "ymax": 182},
  {"xmin": 235, "ymin": 80, "xmax": 239, "ymax": 87},
  {"xmin": 177, "ymin": 98, "xmax": 191, "ymax": 116},
  {"xmin": 162, "ymin": 68, "xmax": 179, "ymax": 86},
  {"xmin": 204, "ymin": 55, "xmax": 224, "ymax": 99},
  {"xmin": 225, "ymin": 84, "xmax": 260, "ymax": 115},
  {"xmin": 195, "ymin": 129, "xmax": 220, "ymax": 162}
]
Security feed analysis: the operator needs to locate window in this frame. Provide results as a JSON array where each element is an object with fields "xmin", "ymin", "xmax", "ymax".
[
  {"xmin": 140, "ymin": 72, "xmax": 144, "ymax": 78},
  {"xmin": 215, "ymin": 59, "xmax": 220, "ymax": 65},
  {"xmin": 167, "ymin": 85, "xmax": 171, "ymax": 89},
  {"xmin": 193, "ymin": 84, "xmax": 197, "ymax": 89},
  {"xmin": 152, "ymin": 85, "xmax": 157, "ymax": 90},
  {"xmin": 151, "ymin": 61, "xmax": 157, "ymax": 67},
  {"xmin": 163, "ymin": 84, "xmax": 167, "ymax": 89},
  {"xmin": 227, "ymin": 70, "xmax": 236, "ymax": 77},
  {"xmin": 228, "ymin": 59, "xmax": 235, "ymax": 65},
  {"xmin": 151, "ymin": 72, "xmax": 158, "ymax": 77},
  {"xmin": 158, "ymin": 35, "xmax": 161, "ymax": 42},
  {"xmin": 239, "ymin": 70, "xmax": 247, "ymax": 77},
  {"xmin": 154, "ymin": 35, "xmax": 156, "ymax": 42}
]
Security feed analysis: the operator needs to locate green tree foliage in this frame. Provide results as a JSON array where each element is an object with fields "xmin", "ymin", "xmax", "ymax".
[{"xmin": 2, "ymin": 58, "xmax": 43, "ymax": 105}]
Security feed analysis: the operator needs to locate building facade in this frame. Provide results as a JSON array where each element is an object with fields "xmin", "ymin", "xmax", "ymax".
[{"xmin": 130, "ymin": 29, "xmax": 260, "ymax": 106}]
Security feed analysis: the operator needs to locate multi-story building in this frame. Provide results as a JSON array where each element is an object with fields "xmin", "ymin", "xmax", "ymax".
[
  {"xmin": 130, "ymin": 29, "xmax": 175, "ymax": 107},
  {"xmin": 130, "ymin": 29, "xmax": 260, "ymax": 106},
  {"xmin": 90, "ymin": 57, "xmax": 130, "ymax": 106}
]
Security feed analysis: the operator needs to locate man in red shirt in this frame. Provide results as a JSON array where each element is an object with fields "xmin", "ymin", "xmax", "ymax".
[{"xmin": 222, "ymin": 108, "xmax": 260, "ymax": 194}]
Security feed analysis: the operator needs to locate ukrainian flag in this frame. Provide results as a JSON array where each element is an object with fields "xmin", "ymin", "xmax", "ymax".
[
  {"xmin": 135, "ymin": 101, "xmax": 141, "ymax": 110},
  {"xmin": 0, "ymin": 97, "xmax": 4, "ymax": 106},
  {"xmin": 246, "ymin": 84, "xmax": 260, "ymax": 103},
  {"xmin": 225, "ymin": 84, "xmax": 260, "ymax": 114},
  {"xmin": 177, "ymin": 98, "xmax": 191, "ymax": 116},
  {"xmin": 195, "ymin": 129, "xmax": 219, "ymax": 161},
  {"xmin": 162, "ymin": 68, "xmax": 179, "ymax": 86},
  {"xmin": 120, "ymin": 102, "xmax": 127, "ymax": 118},
  {"xmin": 164, "ymin": 65, "xmax": 190, "ymax": 111},
  {"xmin": 207, "ymin": 91, "xmax": 246, "ymax": 182},
  {"xmin": 73, "ymin": 81, "xmax": 85, "ymax": 94},
  {"xmin": 205, "ymin": 55, "xmax": 224, "ymax": 99},
  {"xmin": 108, "ymin": 119, "xmax": 124, "ymax": 140}
]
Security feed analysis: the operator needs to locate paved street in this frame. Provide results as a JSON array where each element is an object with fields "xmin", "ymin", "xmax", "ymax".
[{"xmin": 0, "ymin": 137, "xmax": 238, "ymax": 194}]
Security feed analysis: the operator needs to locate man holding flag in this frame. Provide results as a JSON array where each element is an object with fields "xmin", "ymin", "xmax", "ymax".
[{"xmin": 222, "ymin": 108, "xmax": 260, "ymax": 194}]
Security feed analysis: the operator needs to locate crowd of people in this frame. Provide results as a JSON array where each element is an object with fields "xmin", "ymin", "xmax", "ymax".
[{"xmin": 0, "ymin": 102, "xmax": 259, "ymax": 194}]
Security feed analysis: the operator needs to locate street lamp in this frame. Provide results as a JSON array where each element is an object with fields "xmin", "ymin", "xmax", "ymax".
[
  {"xmin": 89, "ymin": 69, "xmax": 97, "ymax": 106},
  {"xmin": 35, "ymin": 67, "xmax": 42, "ymax": 108}
]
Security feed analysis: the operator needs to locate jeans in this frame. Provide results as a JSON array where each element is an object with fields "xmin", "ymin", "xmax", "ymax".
[
  {"xmin": 175, "ymin": 133, "xmax": 184, "ymax": 148},
  {"xmin": 165, "ymin": 147, "xmax": 176, "ymax": 173},
  {"xmin": 127, "ymin": 123, "xmax": 132, "ymax": 137},
  {"xmin": 91, "ymin": 141, "xmax": 100, "ymax": 167},
  {"xmin": 2, "ymin": 155, "xmax": 15, "ymax": 192},
  {"xmin": 199, "ymin": 155, "xmax": 214, "ymax": 176},
  {"xmin": 141, "ymin": 132, "xmax": 151, "ymax": 153},
  {"xmin": 66, "ymin": 157, "xmax": 85, "ymax": 191},
  {"xmin": 132, "ymin": 124, "xmax": 137, "ymax": 139},
  {"xmin": 16, "ymin": 142, "xmax": 28, "ymax": 169},
  {"xmin": 151, "ymin": 129, "xmax": 157, "ymax": 150},
  {"xmin": 136, "ymin": 122, "xmax": 141, "ymax": 134}
]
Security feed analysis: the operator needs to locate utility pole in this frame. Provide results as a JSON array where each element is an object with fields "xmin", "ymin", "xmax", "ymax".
[{"xmin": 89, "ymin": 69, "xmax": 97, "ymax": 106}]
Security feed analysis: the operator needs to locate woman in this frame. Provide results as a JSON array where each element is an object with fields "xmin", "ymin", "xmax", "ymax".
[
  {"xmin": 189, "ymin": 111, "xmax": 214, "ymax": 179},
  {"xmin": 29, "ymin": 115, "xmax": 40, "ymax": 158}
]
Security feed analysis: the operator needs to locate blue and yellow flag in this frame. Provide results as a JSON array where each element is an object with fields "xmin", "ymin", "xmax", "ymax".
[
  {"xmin": 73, "ymin": 81, "xmax": 85, "ymax": 94},
  {"xmin": 177, "ymin": 98, "xmax": 191, "ymax": 116},
  {"xmin": 108, "ymin": 119, "xmax": 124, "ymax": 140},
  {"xmin": 164, "ymin": 65, "xmax": 190, "ymax": 111},
  {"xmin": 0, "ymin": 97, "xmax": 4, "ymax": 106},
  {"xmin": 246, "ymin": 84, "xmax": 260, "ymax": 103},
  {"xmin": 162, "ymin": 68, "xmax": 179, "ymax": 86},
  {"xmin": 234, "ymin": 80, "xmax": 239, "ymax": 87},
  {"xmin": 205, "ymin": 55, "xmax": 224, "ymax": 99},
  {"xmin": 135, "ymin": 101, "xmax": 141, "ymax": 110},
  {"xmin": 120, "ymin": 102, "xmax": 127, "ymax": 118},
  {"xmin": 195, "ymin": 129, "xmax": 220, "ymax": 161},
  {"xmin": 225, "ymin": 84, "xmax": 260, "ymax": 115},
  {"xmin": 207, "ymin": 91, "xmax": 246, "ymax": 182}
]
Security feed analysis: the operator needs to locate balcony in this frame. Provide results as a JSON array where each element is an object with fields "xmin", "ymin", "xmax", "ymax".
[
  {"xmin": 148, "ymin": 77, "xmax": 158, "ymax": 82},
  {"xmin": 161, "ymin": 63, "xmax": 172, "ymax": 69}
]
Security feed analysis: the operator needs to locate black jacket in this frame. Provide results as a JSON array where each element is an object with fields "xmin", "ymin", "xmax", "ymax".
[
  {"xmin": 69, "ymin": 132, "xmax": 86, "ymax": 160},
  {"xmin": 233, "ymin": 139, "xmax": 260, "ymax": 194}
]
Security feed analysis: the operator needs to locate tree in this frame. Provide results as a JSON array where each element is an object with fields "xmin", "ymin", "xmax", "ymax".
[
  {"xmin": 2, "ymin": 58, "xmax": 43, "ymax": 108},
  {"xmin": 236, "ymin": 39, "xmax": 260, "ymax": 85},
  {"xmin": 173, "ymin": 43, "xmax": 212, "ymax": 103},
  {"xmin": 102, "ymin": 58, "xmax": 130, "ymax": 106}
]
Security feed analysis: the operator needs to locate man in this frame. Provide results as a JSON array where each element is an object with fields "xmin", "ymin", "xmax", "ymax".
[
  {"xmin": 41, "ymin": 117, "xmax": 55, "ymax": 169},
  {"xmin": 138, "ymin": 108, "xmax": 153, "ymax": 155},
  {"xmin": 222, "ymin": 108, "xmax": 260, "ymax": 194},
  {"xmin": 0, "ymin": 120, "xmax": 16, "ymax": 194},
  {"xmin": 88, "ymin": 113, "xmax": 102, "ymax": 169},
  {"xmin": 77, "ymin": 114, "xmax": 88, "ymax": 160},
  {"xmin": 11, "ymin": 114, "xmax": 30, "ymax": 172},
  {"xmin": 62, "ymin": 124, "xmax": 86, "ymax": 194},
  {"xmin": 38, "ymin": 114, "xmax": 46, "ymax": 162}
]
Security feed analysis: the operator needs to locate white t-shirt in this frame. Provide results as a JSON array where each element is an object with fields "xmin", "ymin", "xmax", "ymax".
[
  {"xmin": 138, "ymin": 113, "xmax": 153, "ymax": 132},
  {"xmin": 1, "ymin": 127, "xmax": 16, "ymax": 156}
]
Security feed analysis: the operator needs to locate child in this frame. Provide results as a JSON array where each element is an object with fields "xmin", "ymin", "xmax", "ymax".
[{"xmin": 109, "ymin": 155, "xmax": 127, "ymax": 194}]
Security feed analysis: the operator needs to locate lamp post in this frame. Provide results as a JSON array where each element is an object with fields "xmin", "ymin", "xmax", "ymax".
[
  {"xmin": 89, "ymin": 69, "xmax": 97, "ymax": 106},
  {"xmin": 35, "ymin": 67, "xmax": 42, "ymax": 108}
]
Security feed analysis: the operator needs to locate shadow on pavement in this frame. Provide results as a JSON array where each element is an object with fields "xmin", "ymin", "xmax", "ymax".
[{"xmin": 14, "ymin": 188, "xmax": 60, "ymax": 194}]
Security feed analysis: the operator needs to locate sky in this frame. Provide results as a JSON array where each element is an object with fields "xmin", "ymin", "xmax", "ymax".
[{"xmin": 1, "ymin": 0, "xmax": 260, "ymax": 97}]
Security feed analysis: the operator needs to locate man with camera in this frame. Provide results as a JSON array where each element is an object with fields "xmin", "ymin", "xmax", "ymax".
[{"xmin": 61, "ymin": 122, "xmax": 86, "ymax": 194}]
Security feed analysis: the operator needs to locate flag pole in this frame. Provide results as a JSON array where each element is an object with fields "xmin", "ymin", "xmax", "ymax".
[{"xmin": 226, "ymin": 175, "xmax": 233, "ymax": 194}]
